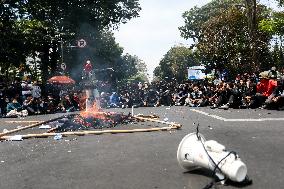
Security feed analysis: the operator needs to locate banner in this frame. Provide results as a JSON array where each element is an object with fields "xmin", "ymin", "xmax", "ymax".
[{"xmin": 188, "ymin": 66, "xmax": 206, "ymax": 80}]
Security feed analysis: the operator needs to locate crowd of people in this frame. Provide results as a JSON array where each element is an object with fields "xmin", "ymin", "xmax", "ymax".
[
  {"xmin": 1, "ymin": 67, "xmax": 284, "ymax": 118},
  {"xmin": 104, "ymin": 67, "xmax": 284, "ymax": 111},
  {"xmin": 0, "ymin": 76, "xmax": 83, "ymax": 118}
]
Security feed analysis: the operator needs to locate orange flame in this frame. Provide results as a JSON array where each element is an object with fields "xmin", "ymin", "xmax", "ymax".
[{"xmin": 79, "ymin": 100, "xmax": 115, "ymax": 124}]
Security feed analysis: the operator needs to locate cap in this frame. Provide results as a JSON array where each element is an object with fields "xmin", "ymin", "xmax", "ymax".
[{"xmin": 259, "ymin": 71, "xmax": 269, "ymax": 79}]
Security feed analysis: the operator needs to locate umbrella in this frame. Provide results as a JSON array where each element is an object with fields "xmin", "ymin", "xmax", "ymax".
[{"xmin": 48, "ymin": 76, "xmax": 75, "ymax": 84}]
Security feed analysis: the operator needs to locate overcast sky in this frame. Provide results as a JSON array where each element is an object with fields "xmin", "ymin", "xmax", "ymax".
[{"xmin": 113, "ymin": 0, "xmax": 209, "ymax": 80}]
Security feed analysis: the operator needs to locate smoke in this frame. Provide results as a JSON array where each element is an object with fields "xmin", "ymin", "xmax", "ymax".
[{"xmin": 68, "ymin": 22, "xmax": 114, "ymax": 82}]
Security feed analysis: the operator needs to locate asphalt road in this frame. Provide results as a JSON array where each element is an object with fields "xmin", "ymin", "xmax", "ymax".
[{"xmin": 0, "ymin": 107, "xmax": 283, "ymax": 189}]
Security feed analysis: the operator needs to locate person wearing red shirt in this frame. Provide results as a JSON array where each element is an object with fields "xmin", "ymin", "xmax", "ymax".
[
  {"xmin": 255, "ymin": 71, "xmax": 278, "ymax": 108},
  {"xmin": 83, "ymin": 60, "xmax": 93, "ymax": 79},
  {"xmin": 254, "ymin": 71, "xmax": 270, "ymax": 108},
  {"xmin": 263, "ymin": 78, "xmax": 277, "ymax": 97}
]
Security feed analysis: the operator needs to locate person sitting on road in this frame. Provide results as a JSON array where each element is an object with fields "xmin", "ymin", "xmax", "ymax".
[
  {"xmin": 240, "ymin": 83, "xmax": 257, "ymax": 109},
  {"xmin": 253, "ymin": 71, "xmax": 271, "ymax": 108},
  {"xmin": 131, "ymin": 90, "xmax": 144, "ymax": 108},
  {"xmin": 173, "ymin": 84, "xmax": 188, "ymax": 106},
  {"xmin": 99, "ymin": 92, "xmax": 109, "ymax": 108},
  {"xmin": 185, "ymin": 86, "xmax": 206, "ymax": 107},
  {"xmin": 263, "ymin": 78, "xmax": 284, "ymax": 110},
  {"xmin": 6, "ymin": 98, "xmax": 28, "ymax": 117},
  {"xmin": 71, "ymin": 92, "xmax": 80, "ymax": 111},
  {"xmin": 255, "ymin": 72, "xmax": 278, "ymax": 109},
  {"xmin": 43, "ymin": 94, "xmax": 56, "ymax": 114},
  {"xmin": 156, "ymin": 89, "xmax": 172, "ymax": 107},
  {"xmin": 143, "ymin": 88, "xmax": 159, "ymax": 107},
  {"xmin": 23, "ymin": 95, "xmax": 36, "ymax": 115},
  {"xmin": 210, "ymin": 83, "xmax": 230, "ymax": 109},
  {"xmin": 109, "ymin": 92, "xmax": 121, "ymax": 108},
  {"xmin": 120, "ymin": 90, "xmax": 131, "ymax": 109},
  {"xmin": 61, "ymin": 94, "xmax": 76, "ymax": 112}
]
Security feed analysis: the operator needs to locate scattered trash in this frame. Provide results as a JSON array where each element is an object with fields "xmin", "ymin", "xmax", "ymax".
[
  {"xmin": 3, "ymin": 129, "xmax": 8, "ymax": 133},
  {"xmin": 9, "ymin": 135, "xmax": 23, "ymax": 141},
  {"xmin": 54, "ymin": 133, "xmax": 63, "ymax": 140},
  {"xmin": 39, "ymin": 125, "xmax": 52, "ymax": 129}
]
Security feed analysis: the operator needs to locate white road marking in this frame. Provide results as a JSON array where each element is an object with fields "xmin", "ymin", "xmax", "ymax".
[{"xmin": 190, "ymin": 109, "xmax": 284, "ymax": 122}]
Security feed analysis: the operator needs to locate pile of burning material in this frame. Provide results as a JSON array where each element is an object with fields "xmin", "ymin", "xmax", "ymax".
[
  {"xmin": 0, "ymin": 103, "xmax": 182, "ymax": 141},
  {"xmin": 47, "ymin": 103, "xmax": 132, "ymax": 132},
  {"xmin": 0, "ymin": 114, "xmax": 182, "ymax": 141},
  {"xmin": 52, "ymin": 112, "xmax": 132, "ymax": 132}
]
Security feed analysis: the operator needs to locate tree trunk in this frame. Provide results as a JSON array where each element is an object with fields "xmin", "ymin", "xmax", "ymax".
[
  {"xmin": 245, "ymin": 0, "xmax": 258, "ymax": 72},
  {"xmin": 50, "ymin": 40, "xmax": 59, "ymax": 74}
]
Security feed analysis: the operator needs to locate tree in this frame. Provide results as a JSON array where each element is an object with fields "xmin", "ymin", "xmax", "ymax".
[
  {"xmin": 179, "ymin": 0, "xmax": 243, "ymax": 44},
  {"xmin": 154, "ymin": 46, "xmax": 199, "ymax": 82},
  {"xmin": 276, "ymin": 0, "xmax": 284, "ymax": 6},
  {"xmin": 0, "ymin": 2, "xmax": 27, "ymax": 79},
  {"xmin": 259, "ymin": 11, "xmax": 284, "ymax": 68},
  {"xmin": 0, "ymin": 0, "xmax": 141, "ymax": 82},
  {"xmin": 65, "ymin": 29, "xmax": 124, "ymax": 81},
  {"xmin": 116, "ymin": 53, "xmax": 139, "ymax": 81},
  {"xmin": 179, "ymin": 0, "xmax": 272, "ymax": 76},
  {"xmin": 271, "ymin": 42, "xmax": 284, "ymax": 68}
]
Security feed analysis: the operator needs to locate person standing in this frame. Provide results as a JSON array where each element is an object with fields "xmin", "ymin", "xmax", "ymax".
[
  {"xmin": 32, "ymin": 81, "xmax": 41, "ymax": 99},
  {"xmin": 83, "ymin": 60, "xmax": 93, "ymax": 79}
]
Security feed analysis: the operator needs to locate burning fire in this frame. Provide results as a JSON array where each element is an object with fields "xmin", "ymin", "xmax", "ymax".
[
  {"xmin": 80, "ymin": 102, "xmax": 106, "ymax": 120},
  {"xmin": 71, "ymin": 101, "xmax": 130, "ymax": 129},
  {"xmin": 52, "ymin": 95, "xmax": 131, "ymax": 132}
]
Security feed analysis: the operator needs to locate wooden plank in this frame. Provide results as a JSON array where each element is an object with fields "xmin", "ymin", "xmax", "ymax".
[
  {"xmin": 0, "ymin": 115, "xmax": 69, "ymax": 138},
  {"xmin": 133, "ymin": 116, "xmax": 182, "ymax": 128},
  {"xmin": 5, "ymin": 121, "xmax": 42, "ymax": 123},
  {"xmin": 0, "ymin": 125, "xmax": 181, "ymax": 140}
]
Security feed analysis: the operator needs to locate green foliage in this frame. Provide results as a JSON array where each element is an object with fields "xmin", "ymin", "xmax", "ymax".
[
  {"xmin": 0, "ymin": 0, "xmax": 142, "ymax": 82},
  {"xmin": 271, "ymin": 42, "xmax": 284, "ymax": 68},
  {"xmin": 259, "ymin": 12, "xmax": 284, "ymax": 36},
  {"xmin": 116, "ymin": 53, "xmax": 141, "ymax": 81},
  {"xmin": 179, "ymin": 0, "xmax": 243, "ymax": 42},
  {"xmin": 0, "ymin": 2, "xmax": 27, "ymax": 77},
  {"xmin": 179, "ymin": 0, "xmax": 273, "ymax": 76},
  {"xmin": 276, "ymin": 0, "xmax": 284, "ymax": 7},
  {"xmin": 154, "ymin": 46, "xmax": 199, "ymax": 82},
  {"xmin": 24, "ymin": 0, "xmax": 141, "ymax": 33}
]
